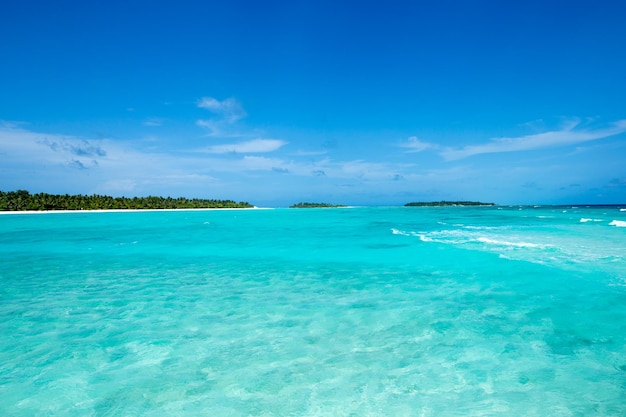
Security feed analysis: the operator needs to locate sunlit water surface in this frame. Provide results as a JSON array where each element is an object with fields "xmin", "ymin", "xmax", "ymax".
[{"xmin": 1, "ymin": 206, "xmax": 625, "ymax": 416}]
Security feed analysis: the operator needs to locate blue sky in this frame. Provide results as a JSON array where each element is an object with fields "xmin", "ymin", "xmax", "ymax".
[{"xmin": 1, "ymin": 0, "xmax": 625, "ymax": 206}]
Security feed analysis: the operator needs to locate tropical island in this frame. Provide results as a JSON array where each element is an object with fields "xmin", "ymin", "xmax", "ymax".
[
  {"xmin": 405, "ymin": 201, "xmax": 495, "ymax": 207},
  {"xmin": 289, "ymin": 202, "xmax": 347, "ymax": 208},
  {"xmin": 0, "ymin": 190, "xmax": 254, "ymax": 211}
]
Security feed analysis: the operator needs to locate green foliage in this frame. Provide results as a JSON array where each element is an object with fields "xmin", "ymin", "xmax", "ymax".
[
  {"xmin": 289, "ymin": 202, "xmax": 346, "ymax": 208},
  {"xmin": 0, "ymin": 190, "xmax": 254, "ymax": 211},
  {"xmin": 404, "ymin": 201, "xmax": 495, "ymax": 207}
]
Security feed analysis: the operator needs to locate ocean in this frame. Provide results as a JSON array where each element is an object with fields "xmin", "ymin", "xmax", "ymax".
[{"xmin": 1, "ymin": 205, "xmax": 625, "ymax": 416}]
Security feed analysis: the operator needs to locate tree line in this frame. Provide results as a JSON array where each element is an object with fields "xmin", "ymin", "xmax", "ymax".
[
  {"xmin": 0, "ymin": 190, "xmax": 253, "ymax": 211},
  {"xmin": 405, "ymin": 201, "xmax": 495, "ymax": 207},
  {"xmin": 289, "ymin": 202, "xmax": 346, "ymax": 208}
]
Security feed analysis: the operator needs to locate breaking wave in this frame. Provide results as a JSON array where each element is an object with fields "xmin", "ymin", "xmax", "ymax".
[
  {"xmin": 580, "ymin": 218, "xmax": 603, "ymax": 223},
  {"xmin": 391, "ymin": 228, "xmax": 548, "ymax": 249}
]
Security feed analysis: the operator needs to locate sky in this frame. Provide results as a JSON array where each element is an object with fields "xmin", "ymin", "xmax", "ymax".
[{"xmin": 1, "ymin": 0, "xmax": 625, "ymax": 206}]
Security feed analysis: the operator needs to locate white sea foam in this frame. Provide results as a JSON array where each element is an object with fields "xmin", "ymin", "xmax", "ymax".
[
  {"xmin": 393, "ymin": 228, "xmax": 469, "ymax": 244},
  {"xmin": 418, "ymin": 234, "xmax": 435, "ymax": 243},
  {"xmin": 391, "ymin": 228, "xmax": 421, "ymax": 237},
  {"xmin": 476, "ymin": 237, "xmax": 545, "ymax": 248},
  {"xmin": 580, "ymin": 218, "xmax": 603, "ymax": 223},
  {"xmin": 394, "ymin": 227, "xmax": 547, "ymax": 250},
  {"xmin": 620, "ymin": 208, "xmax": 626, "ymax": 212},
  {"xmin": 462, "ymin": 225, "xmax": 499, "ymax": 230},
  {"xmin": 609, "ymin": 220, "xmax": 626, "ymax": 227}
]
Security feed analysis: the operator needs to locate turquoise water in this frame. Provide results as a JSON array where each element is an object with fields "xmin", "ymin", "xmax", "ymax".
[{"xmin": 1, "ymin": 206, "xmax": 626, "ymax": 416}]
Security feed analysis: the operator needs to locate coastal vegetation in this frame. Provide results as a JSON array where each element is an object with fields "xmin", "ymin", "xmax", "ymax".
[
  {"xmin": 405, "ymin": 201, "xmax": 495, "ymax": 207},
  {"xmin": 0, "ymin": 190, "xmax": 253, "ymax": 211},
  {"xmin": 289, "ymin": 202, "xmax": 347, "ymax": 208}
]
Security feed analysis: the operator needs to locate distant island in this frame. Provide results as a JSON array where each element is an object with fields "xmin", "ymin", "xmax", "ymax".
[
  {"xmin": 289, "ymin": 202, "xmax": 347, "ymax": 208},
  {"xmin": 405, "ymin": 201, "xmax": 495, "ymax": 207},
  {"xmin": 0, "ymin": 190, "xmax": 254, "ymax": 211}
]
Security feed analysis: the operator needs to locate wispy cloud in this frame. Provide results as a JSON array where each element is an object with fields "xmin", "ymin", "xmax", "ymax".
[
  {"xmin": 0, "ymin": 121, "xmax": 412, "ymax": 200},
  {"xmin": 195, "ymin": 96, "xmax": 251, "ymax": 138},
  {"xmin": 441, "ymin": 119, "xmax": 626, "ymax": 161},
  {"xmin": 295, "ymin": 158, "xmax": 412, "ymax": 182},
  {"xmin": 200, "ymin": 139, "xmax": 287, "ymax": 154},
  {"xmin": 143, "ymin": 118, "xmax": 163, "ymax": 127},
  {"xmin": 197, "ymin": 97, "xmax": 246, "ymax": 123},
  {"xmin": 400, "ymin": 136, "xmax": 438, "ymax": 153},
  {"xmin": 293, "ymin": 149, "xmax": 328, "ymax": 156},
  {"xmin": 337, "ymin": 160, "xmax": 406, "ymax": 181},
  {"xmin": 606, "ymin": 177, "xmax": 626, "ymax": 188},
  {"xmin": 3, "ymin": 125, "xmax": 253, "ymax": 197},
  {"xmin": 40, "ymin": 138, "xmax": 107, "ymax": 158},
  {"xmin": 0, "ymin": 123, "xmax": 107, "ymax": 170}
]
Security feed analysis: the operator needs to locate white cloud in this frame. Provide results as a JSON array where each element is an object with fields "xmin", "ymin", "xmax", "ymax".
[
  {"xmin": 195, "ymin": 119, "xmax": 213, "ymax": 129},
  {"xmin": 194, "ymin": 118, "xmax": 246, "ymax": 138},
  {"xmin": 143, "ymin": 118, "xmax": 163, "ymax": 127},
  {"xmin": 98, "ymin": 179, "xmax": 137, "ymax": 193},
  {"xmin": 441, "ymin": 119, "xmax": 626, "ymax": 161},
  {"xmin": 295, "ymin": 158, "xmax": 412, "ymax": 182},
  {"xmin": 200, "ymin": 139, "xmax": 287, "ymax": 154},
  {"xmin": 195, "ymin": 97, "xmax": 249, "ymax": 137},
  {"xmin": 293, "ymin": 149, "xmax": 329, "ymax": 156},
  {"xmin": 239, "ymin": 155, "xmax": 287, "ymax": 170},
  {"xmin": 197, "ymin": 97, "xmax": 246, "ymax": 123},
  {"xmin": 336, "ymin": 160, "xmax": 404, "ymax": 180},
  {"xmin": 0, "ymin": 123, "xmax": 107, "ymax": 168},
  {"xmin": 0, "ymin": 122, "xmax": 417, "ymax": 201},
  {"xmin": 0, "ymin": 123, "xmax": 219, "ymax": 195},
  {"xmin": 400, "ymin": 136, "xmax": 437, "ymax": 153}
]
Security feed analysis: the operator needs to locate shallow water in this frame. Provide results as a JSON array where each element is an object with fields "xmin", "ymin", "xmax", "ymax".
[{"xmin": 1, "ymin": 206, "xmax": 625, "ymax": 416}]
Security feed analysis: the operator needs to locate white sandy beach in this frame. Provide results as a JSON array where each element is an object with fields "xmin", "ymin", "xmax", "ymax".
[{"xmin": 0, "ymin": 207, "xmax": 270, "ymax": 215}]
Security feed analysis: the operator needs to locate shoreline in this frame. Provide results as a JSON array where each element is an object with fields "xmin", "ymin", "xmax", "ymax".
[
  {"xmin": 0, "ymin": 207, "xmax": 270, "ymax": 215},
  {"xmin": 2, "ymin": 204, "xmax": 624, "ymax": 215}
]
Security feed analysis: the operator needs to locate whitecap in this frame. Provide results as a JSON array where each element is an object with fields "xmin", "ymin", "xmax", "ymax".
[
  {"xmin": 609, "ymin": 220, "xmax": 626, "ymax": 227},
  {"xmin": 476, "ymin": 237, "xmax": 544, "ymax": 248},
  {"xmin": 391, "ymin": 228, "xmax": 418, "ymax": 237},
  {"xmin": 580, "ymin": 218, "xmax": 602, "ymax": 223},
  {"xmin": 462, "ymin": 225, "xmax": 499, "ymax": 230},
  {"xmin": 620, "ymin": 208, "xmax": 626, "ymax": 212},
  {"xmin": 418, "ymin": 234, "xmax": 434, "ymax": 243}
]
